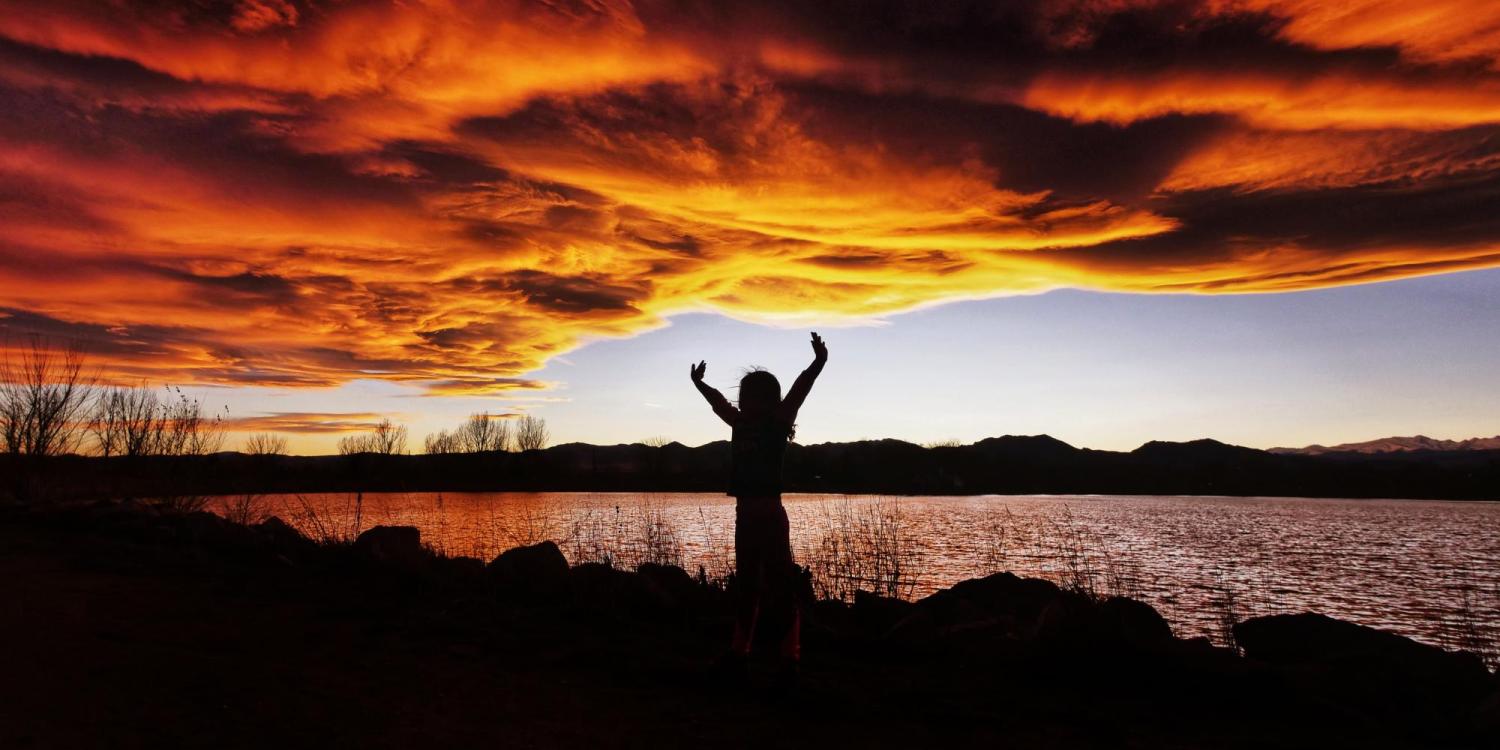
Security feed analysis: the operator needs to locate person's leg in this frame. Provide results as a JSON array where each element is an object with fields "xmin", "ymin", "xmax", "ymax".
[
  {"xmin": 768, "ymin": 505, "xmax": 801, "ymax": 664},
  {"xmin": 730, "ymin": 502, "xmax": 768, "ymax": 657}
]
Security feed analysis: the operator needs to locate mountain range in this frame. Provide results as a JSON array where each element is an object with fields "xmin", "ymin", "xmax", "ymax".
[
  {"xmin": 1270, "ymin": 435, "xmax": 1500, "ymax": 455},
  {"xmin": 12, "ymin": 434, "xmax": 1499, "ymax": 501}
]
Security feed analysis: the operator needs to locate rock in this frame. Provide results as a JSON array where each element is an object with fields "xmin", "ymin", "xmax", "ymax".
[
  {"xmin": 636, "ymin": 562, "xmax": 700, "ymax": 611},
  {"xmin": 249, "ymin": 516, "xmax": 317, "ymax": 565},
  {"xmin": 1235, "ymin": 613, "xmax": 1489, "ymax": 685},
  {"xmin": 1033, "ymin": 594, "xmax": 1173, "ymax": 653},
  {"xmin": 255, "ymin": 516, "xmax": 314, "ymax": 552},
  {"xmin": 921, "ymin": 572, "xmax": 1060, "ymax": 624},
  {"xmin": 845, "ymin": 590, "xmax": 914, "ymax": 637},
  {"xmin": 1235, "ymin": 613, "xmax": 1492, "ymax": 722},
  {"xmin": 886, "ymin": 572, "xmax": 1064, "ymax": 645},
  {"xmin": 488, "ymin": 541, "xmax": 569, "ymax": 596},
  {"xmin": 949, "ymin": 572, "xmax": 1064, "ymax": 618},
  {"xmin": 353, "ymin": 525, "xmax": 425, "ymax": 566},
  {"xmin": 568, "ymin": 561, "xmax": 633, "ymax": 607},
  {"xmin": 1098, "ymin": 596, "xmax": 1174, "ymax": 645}
]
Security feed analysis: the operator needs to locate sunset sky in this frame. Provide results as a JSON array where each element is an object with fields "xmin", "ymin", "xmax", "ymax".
[{"xmin": 3, "ymin": 1, "xmax": 1499, "ymax": 454}]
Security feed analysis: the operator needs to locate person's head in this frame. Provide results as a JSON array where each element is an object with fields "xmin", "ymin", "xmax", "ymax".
[{"xmin": 737, "ymin": 368, "xmax": 781, "ymax": 416}]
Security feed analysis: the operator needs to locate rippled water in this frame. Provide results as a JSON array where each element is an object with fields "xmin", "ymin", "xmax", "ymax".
[{"xmin": 222, "ymin": 492, "xmax": 1500, "ymax": 650}]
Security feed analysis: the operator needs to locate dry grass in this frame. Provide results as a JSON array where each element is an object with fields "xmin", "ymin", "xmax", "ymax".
[
  {"xmin": 283, "ymin": 493, "xmax": 366, "ymax": 545},
  {"xmin": 154, "ymin": 494, "xmax": 213, "ymax": 514},
  {"xmin": 1210, "ymin": 571, "xmax": 1244, "ymax": 653},
  {"xmin": 565, "ymin": 498, "xmax": 684, "ymax": 570},
  {"xmin": 974, "ymin": 504, "xmax": 1015, "ymax": 577},
  {"xmin": 800, "ymin": 497, "xmax": 925, "ymax": 602},
  {"xmin": 693, "ymin": 507, "xmax": 735, "ymax": 588},
  {"xmin": 1032, "ymin": 506, "xmax": 1141, "ymax": 601},
  {"xmin": 1445, "ymin": 580, "xmax": 1499, "ymax": 669},
  {"xmin": 221, "ymin": 494, "xmax": 267, "ymax": 526}
]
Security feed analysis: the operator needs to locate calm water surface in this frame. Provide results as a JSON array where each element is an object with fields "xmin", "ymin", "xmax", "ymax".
[{"xmin": 226, "ymin": 492, "xmax": 1500, "ymax": 649}]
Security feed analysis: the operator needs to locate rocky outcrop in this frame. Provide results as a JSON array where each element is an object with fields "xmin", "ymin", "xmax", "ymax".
[{"xmin": 353, "ymin": 525, "xmax": 426, "ymax": 566}]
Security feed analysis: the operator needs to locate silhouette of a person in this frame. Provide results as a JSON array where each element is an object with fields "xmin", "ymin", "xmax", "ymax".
[{"xmin": 692, "ymin": 332, "xmax": 827, "ymax": 685}]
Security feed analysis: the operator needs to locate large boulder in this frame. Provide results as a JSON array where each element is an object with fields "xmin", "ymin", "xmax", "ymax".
[
  {"xmin": 1099, "ymin": 596, "xmax": 1175, "ymax": 645},
  {"xmin": 851, "ymin": 590, "xmax": 915, "ymax": 633},
  {"xmin": 1234, "ymin": 613, "xmax": 1492, "ymax": 724},
  {"xmin": 353, "ymin": 525, "xmax": 426, "ymax": 566},
  {"xmin": 1035, "ymin": 594, "xmax": 1174, "ymax": 650},
  {"xmin": 1234, "ymin": 613, "xmax": 1489, "ymax": 684},
  {"xmin": 886, "ymin": 572, "xmax": 1064, "ymax": 644},
  {"xmin": 488, "ymin": 541, "xmax": 569, "ymax": 596},
  {"xmin": 251, "ymin": 516, "xmax": 318, "ymax": 564}
]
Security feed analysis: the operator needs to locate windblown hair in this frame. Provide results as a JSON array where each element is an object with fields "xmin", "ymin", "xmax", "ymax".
[{"xmin": 738, "ymin": 368, "xmax": 796, "ymax": 441}]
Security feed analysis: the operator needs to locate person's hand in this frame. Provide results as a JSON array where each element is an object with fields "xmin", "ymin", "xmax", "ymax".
[
  {"xmin": 690, "ymin": 360, "xmax": 707, "ymax": 383},
  {"xmin": 810, "ymin": 332, "xmax": 828, "ymax": 361}
]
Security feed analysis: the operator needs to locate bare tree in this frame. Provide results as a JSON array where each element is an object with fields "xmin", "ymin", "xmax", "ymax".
[
  {"xmin": 370, "ymin": 418, "xmax": 407, "ymax": 455},
  {"xmin": 91, "ymin": 386, "xmax": 158, "ymax": 457},
  {"xmin": 514, "ymin": 414, "xmax": 549, "ymax": 452},
  {"xmin": 458, "ymin": 411, "xmax": 511, "ymax": 452},
  {"xmin": 641, "ymin": 436, "xmax": 671, "ymax": 448},
  {"xmin": 424, "ymin": 429, "xmax": 460, "ymax": 454},
  {"xmin": 156, "ymin": 388, "xmax": 226, "ymax": 456},
  {"xmin": 0, "ymin": 337, "xmax": 93, "ymax": 457},
  {"xmin": 243, "ymin": 433, "xmax": 288, "ymax": 456},
  {"xmin": 338, "ymin": 418, "xmax": 407, "ymax": 455},
  {"xmin": 89, "ymin": 385, "xmax": 224, "ymax": 457},
  {"xmin": 336, "ymin": 434, "xmax": 368, "ymax": 455}
]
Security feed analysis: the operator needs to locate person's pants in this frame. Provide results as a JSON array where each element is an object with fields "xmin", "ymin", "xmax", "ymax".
[{"xmin": 730, "ymin": 498, "xmax": 800, "ymax": 661}]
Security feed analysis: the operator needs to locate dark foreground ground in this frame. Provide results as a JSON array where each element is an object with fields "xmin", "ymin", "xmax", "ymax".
[{"xmin": 2, "ymin": 502, "xmax": 1496, "ymax": 749}]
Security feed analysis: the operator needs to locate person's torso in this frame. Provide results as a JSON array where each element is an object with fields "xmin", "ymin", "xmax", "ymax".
[{"xmin": 729, "ymin": 414, "xmax": 790, "ymax": 497}]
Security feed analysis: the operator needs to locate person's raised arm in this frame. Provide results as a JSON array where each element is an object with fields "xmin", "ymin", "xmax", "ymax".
[
  {"xmin": 778, "ymin": 332, "xmax": 827, "ymax": 422},
  {"xmin": 690, "ymin": 360, "xmax": 739, "ymax": 426}
]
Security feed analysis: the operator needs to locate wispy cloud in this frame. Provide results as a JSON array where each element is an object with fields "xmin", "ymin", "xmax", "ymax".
[{"xmin": 224, "ymin": 411, "xmax": 392, "ymax": 434}]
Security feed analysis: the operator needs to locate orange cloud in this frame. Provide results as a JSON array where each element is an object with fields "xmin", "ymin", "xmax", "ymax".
[
  {"xmin": 225, "ymin": 411, "xmax": 390, "ymax": 434},
  {"xmin": 2, "ymin": 0, "xmax": 1500, "ymax": 392},
  {"xmin": 1022, "ymin": 70, "xmax": 1500, "ymax": 130},
  {"xmin": 1233, "ymin": 0, "xmax": 1500, "ymax": 68}
]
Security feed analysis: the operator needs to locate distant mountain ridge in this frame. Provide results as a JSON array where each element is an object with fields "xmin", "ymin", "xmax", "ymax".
[
  {"xmin": 1270, "ymin": 435, "xmax": 1500, "ymax": 455},
  {"xmin": 12, "ymin": 433, "xmax": 1500, "ymax": 501}
]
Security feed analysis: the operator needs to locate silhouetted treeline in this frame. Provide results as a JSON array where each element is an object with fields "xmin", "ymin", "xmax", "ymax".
[{"xmin": 8, "ymin": 435, "xmax": 1499, "ymax": 501}]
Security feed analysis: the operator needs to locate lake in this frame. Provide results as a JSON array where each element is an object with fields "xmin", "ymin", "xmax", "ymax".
[{"xmin": 222, "ymin": 492, "xmax": 1500, "ymax": 651}]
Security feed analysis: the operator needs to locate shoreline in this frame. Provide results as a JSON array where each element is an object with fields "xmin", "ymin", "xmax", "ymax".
[{"xmin": 4, "ymin": 499, "xmax": 1497, "ymax": 748}]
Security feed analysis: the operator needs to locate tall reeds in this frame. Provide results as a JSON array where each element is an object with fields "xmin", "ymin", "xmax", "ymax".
[
  {"xmin": 284, "ymin": 493, "xmax": 366, "ymax": 545},
  {"xmin": 800, "ymin": 497, "xmax": 925, "ymax": 602},
  {"xmin": 565, "ymin": 498, "xmax": 683, "ymax": 570}
]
